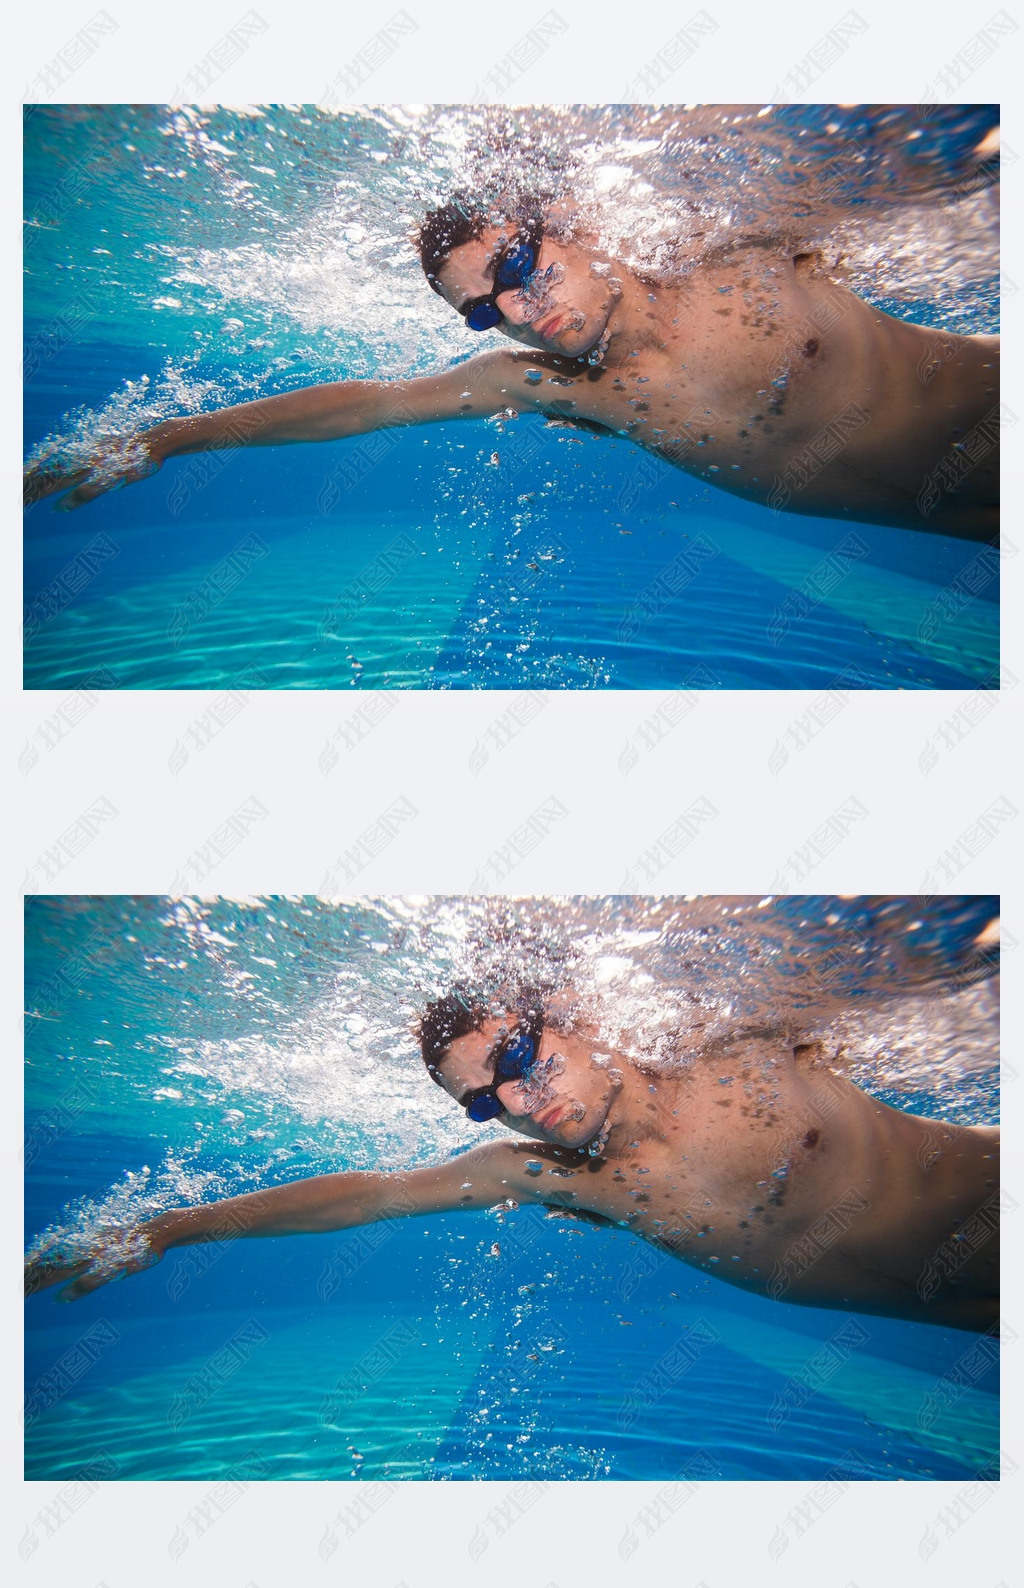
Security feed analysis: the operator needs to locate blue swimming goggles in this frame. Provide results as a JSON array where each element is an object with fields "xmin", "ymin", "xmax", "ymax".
[
  {"xmin": 458, "ymin": 223, "xmax": 544, "ymax": 331},
  {"xmin": 459, "ymin": 1012, "xmax": 544, "ymax": 1121}
]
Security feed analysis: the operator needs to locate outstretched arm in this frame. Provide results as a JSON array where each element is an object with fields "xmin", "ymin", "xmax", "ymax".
[
  {"xmin": 24, "ymin": 1141, "xmax": 546, "ymax": 1302},
  {"xmin": 23, "ymin": 349, "xmax": 553, "ymax": 511}
]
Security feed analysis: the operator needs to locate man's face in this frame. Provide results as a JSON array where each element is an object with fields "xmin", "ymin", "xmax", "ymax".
[
  {"xmin": 435, "ymin": 224, "xmax": 618, "ymax": 359},
  {"xmin": 436, "ymin": 1014, "xmax": 615, "ymax": 1149}
]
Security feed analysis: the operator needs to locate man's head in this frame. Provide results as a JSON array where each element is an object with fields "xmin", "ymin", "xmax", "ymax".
[
  {"xmin": 414, "ymin": 195, "xmax": 622, "ymax": 360},
  {"xmin": 417, "ymin": 986, "xmax": 621, "ymax": 1149}
]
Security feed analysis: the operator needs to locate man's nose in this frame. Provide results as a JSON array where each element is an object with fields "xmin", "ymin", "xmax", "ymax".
[
  {"xmin": 494, "ymin": 289, "xmax": 534, "ymax": 327},
  {"xmin": 495, "ymin": 1079, "xmax": 533, "ymax": 1115}
]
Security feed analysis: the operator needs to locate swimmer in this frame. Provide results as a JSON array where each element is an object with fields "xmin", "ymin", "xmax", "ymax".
[
  {"xmin": 23, "ymin": 190, "xmax": 999, "ymax": 541},
  {"xmin": 24, "ymin": 987, "xmax": 999, "ymax": 1332}
]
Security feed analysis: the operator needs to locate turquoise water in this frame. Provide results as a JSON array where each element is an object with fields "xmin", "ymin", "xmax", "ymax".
[
  {"xmin": 24, "ymin": 105, "xmax": 1000, "ymax": 688},
  {"xmin": 24, "ymin": 896, "xmax": 1000, "ymax": 1481}
]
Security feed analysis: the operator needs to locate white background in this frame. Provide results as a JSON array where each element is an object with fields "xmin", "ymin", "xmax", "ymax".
[{"xmin": 7, "ymin": 1, "xmax": 1020, "ymax": 1583}]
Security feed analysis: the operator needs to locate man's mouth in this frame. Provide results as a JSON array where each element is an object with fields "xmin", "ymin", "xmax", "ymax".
[
  {"xmin": 536, "ymin": 312, "xmax": 564, "ymax": 339},
  {"xmin": 534, "ymin": 1102, "xmax": 563, "ymax": 1131}
]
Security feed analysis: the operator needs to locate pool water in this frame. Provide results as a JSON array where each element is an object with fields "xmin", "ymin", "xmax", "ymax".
[
  {"xmin": 24, "ymin": 896, "xmax": 1000, "ymax": 1482},
  {"xmin": 23, "ymin": 105, "xmax": 1000, "ymax": 689}
]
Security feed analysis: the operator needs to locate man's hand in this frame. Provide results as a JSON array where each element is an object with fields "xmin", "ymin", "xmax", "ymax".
[
  {"xmin": 23, "ymin": 435, "xmax": 165, "ymax": 512},
  {"xmin": 24, "ymin": 1225, "xmax": 166, "ymax": 1302}
]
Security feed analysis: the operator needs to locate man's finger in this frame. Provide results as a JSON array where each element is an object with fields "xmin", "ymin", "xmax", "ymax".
[
  {"xmin": 54, "ymin": 476, "xmax": 121, "ymax": 512},
  {"xmin": 57, "ymin": 1265, "xmax": 123, "ymax": 1303},
  {"xmin": 23, "ymin": 465, "xmax": 90, "ymax": 508},
  {"xmin": 24, "ymin": 1257, "xmax": 90, "ymax": 1297}
]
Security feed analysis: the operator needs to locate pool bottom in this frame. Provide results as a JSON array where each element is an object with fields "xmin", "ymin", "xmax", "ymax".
[
  {"xmin": 24, "ymin": 1295, "xmax": 996, "ymax": 1483},
  {"xmin": 23, "ymin": 499, "xmax": 996, "ymax": 690}
]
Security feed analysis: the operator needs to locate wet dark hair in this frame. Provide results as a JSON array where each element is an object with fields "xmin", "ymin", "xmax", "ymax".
[
  {"xmin": 414, "ymin": 191, "xmax": 547, "ymax": 297},
  {"xmin": 417, "ymin": 983, "xmax": 548, "ymax": 1088}
]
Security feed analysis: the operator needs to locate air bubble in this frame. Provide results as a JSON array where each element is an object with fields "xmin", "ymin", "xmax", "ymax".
[{"xmin": 524, "ymin": 369, "xmax": 543, "ymax": 384}]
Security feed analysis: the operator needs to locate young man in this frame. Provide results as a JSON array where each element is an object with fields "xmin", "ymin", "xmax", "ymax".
[
  {"xmin": 24, "ymin": 195, "xmax": 999, "ymax": 541},
  {"xmin": 25, "ymin": 986, "xmax": 999, "ymax": 1332}
]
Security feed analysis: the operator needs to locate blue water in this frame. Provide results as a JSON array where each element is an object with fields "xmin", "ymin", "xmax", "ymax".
[
  {"xmin": 24, "ymin": 896, "xmax": 1000, "ymax": 1481},
  {"xmin": 23, "ymin": 105, "xmax": 1000, "ymax": 689}
]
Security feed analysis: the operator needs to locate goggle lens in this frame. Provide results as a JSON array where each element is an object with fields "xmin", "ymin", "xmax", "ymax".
[
  {"xmin": 462, "ymin": 237, "xmax": 540, "ymax": 331},
  {"xmin": 495, "ymin": 241, "xmax": 536, "ymax": 288},
  {"xmin": 465, "ymin": 300, "xmax": 503, "ymax": 331},
  {"xmin": 466, "ymin": 1091, "xmax": 504, "ymax": 1122}
]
